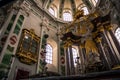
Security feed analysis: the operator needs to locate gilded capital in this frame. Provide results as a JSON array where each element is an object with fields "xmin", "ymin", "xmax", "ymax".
[
  {"xmin": 97, "ymin": 23, "xmax": 101, "ymax": 27},
  {"xmin": 98, "ymin": 27, "xmax": 104, "ymax": 32},
  {"xmin": 63, "ymin": 40, "xmax": 72, "ymax": 48},
  {"xmin": 106, "ymin": 25, "xmax": 113, "ymax": 31},
  {"xmin": 95, "ymin": 37, "xmax": 102, "ymax": 43},
  {"xmin": 80, "ymin": 44, "xmax": 85, "ymax": 48}
]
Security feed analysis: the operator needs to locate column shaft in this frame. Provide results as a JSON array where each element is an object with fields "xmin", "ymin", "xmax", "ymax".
[
  {"xmin": 69, "ymin": 46, "xmax": 75, "ymax": 74},
  {"xmin": 102, "ymin": 30, "xmax": 119, "ymax": 65},
  {"xmin": 96, "ymin": 37, "xmax": 111, "ymax": 69},
  {"xmin": 65, "ymin": 48, "xmax": 70, "ymax": 75},
  {"xmin": 78, "ymin": 46, "xmax": 85, "ymax": 74},
  {"xmin": 107, "ymin": 29, "xmax": 120, "ymax": 63}
]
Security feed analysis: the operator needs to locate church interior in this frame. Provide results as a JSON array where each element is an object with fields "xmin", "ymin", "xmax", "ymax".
[{"xmin": 0, "ymin": 0, "xmax": 120, "ymax": 80}]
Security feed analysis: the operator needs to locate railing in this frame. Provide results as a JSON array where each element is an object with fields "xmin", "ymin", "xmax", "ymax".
[{"xmin": 21, "ymin": 70, "xmax": 120, "ymax": 80}]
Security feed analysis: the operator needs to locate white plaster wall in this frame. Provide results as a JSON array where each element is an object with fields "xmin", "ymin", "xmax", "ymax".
[
  {"xmin": 23, "ymin": 13, "xmax": 42, "ymax": 36},
  {"xmin": 7, "ymin": 0, "xmax": 65, "ymax": 78},
  {"xmin": 8, "ymin": 58, "xmax": 37, "ymax": 80}
]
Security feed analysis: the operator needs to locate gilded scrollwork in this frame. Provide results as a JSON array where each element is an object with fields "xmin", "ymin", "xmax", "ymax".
[
  {"xmin": 16, "ymin": 29, "xmax": 40, "ymax": 65},
  {"xmin": 61, "ymin": 9, "xmax": 102, "ymax": 66},
  {"xmin": 95, "ymin": 37, "xmax": 102, "ymax": 43},
  {"xmin": 85, "ymin": 37, "xmax": 98, "ymax": 55}
]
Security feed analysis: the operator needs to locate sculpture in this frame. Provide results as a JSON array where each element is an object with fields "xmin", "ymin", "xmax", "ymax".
[{"xmin": 61, "ymin": 9, "xmax": 101, "ymax": 68}]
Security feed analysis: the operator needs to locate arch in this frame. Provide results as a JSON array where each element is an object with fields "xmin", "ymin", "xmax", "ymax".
[
  {"xmin": 49, "ymin": 7, "xmax": 55, "ymax": 16},
  {"xmin": 89, "ymin": 0, "xmax": 98, "ymax": 7},
  {"xmin": 63, "ymin": 12, "xmax": 72, "ymax": 21},
  {"xmin": 46, "ymin": 38, "xmax": 58, "ymax": 72},
  {"xmin": 81, "ymin": 7, "xmax": 89, "ymax": 15},
  {"xmin": 48, "ymin": 3, "xmax": 57, "ymax": 17},
  {"xmin": 46, "ymin": 43, "xmax": 53, "ymax": 64},
  {"xmin": 77, "ymin": 4, "xmax": 89, "ymax": 15},
  {"xmin": 63, "ymin": 9, "xmax": 73, "ymax": 21}
]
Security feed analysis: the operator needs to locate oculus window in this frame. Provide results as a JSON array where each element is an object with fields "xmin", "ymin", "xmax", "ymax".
[{"xmin": 46, "ymin": 44, "xmax": 53, "ymax": 64}]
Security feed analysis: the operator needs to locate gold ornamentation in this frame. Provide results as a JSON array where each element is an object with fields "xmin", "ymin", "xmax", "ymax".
[
  {"xmin": 95, "ymin": 37, "xmax": 102, "ymax": 43},
  {"xmin": 16, "ymin": 29, "xmax": 40, "ymax": 65},
  {"xmin": 112, "ymin": 65, "xmax": 120, "ymax": 70},
  {"xmin": 98, "ymin": 26, "xmax": 104, "ymax": 32},
  {"xmin": 85, "ymin": 38, "xmax": 98, "ymax": 55},
  {"xmin": 106, "ymin": 25, "xmax": 113, "ymax": 31},
  {"xmin": 63, "ymin": 38, "xmax": 72, "ymax": 48},
  {"xmin": 80, "ymin": 43, "xmax": 85, "ymax": 48},
  {"xmin": 61, "ymin": 9, "xmax": 102, "ymax": 64},
  {"xmin": 17, "ymin": 51, "xmax": 38, "ymax": 65},
  {"xmin": 92, "ymin": 31, "xmax": 99, "ymax": 38},
  {"xmin": 73, "ymin": 9, "xmax": 84, "ymax": 20},
  {"xmin": 97, "ymin": 23, "xmax": 101, "ymax": 27}
]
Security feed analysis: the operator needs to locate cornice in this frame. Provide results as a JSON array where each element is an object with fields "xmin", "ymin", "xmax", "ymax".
[{"xmin": 28, "ymin": 0, "xmax": 70, "ymax": 24}]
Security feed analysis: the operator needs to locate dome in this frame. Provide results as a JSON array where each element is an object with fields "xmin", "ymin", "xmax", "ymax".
[{"xmin": 44, "ymin": 0, "xmax": 99, "ymax": 21}]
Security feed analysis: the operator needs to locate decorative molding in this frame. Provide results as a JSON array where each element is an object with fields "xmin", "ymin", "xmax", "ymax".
[{"xmin": 16, "ymin": 29, "xmax": 40, "ymax": 65}]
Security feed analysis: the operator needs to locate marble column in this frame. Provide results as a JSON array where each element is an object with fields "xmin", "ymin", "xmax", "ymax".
[
  {"xmin": 106, "ymin": 26, "xmax": 120, "ymax": 63},
  {"xmin": 96, "ymin": 37, "xmax": 111, "ymax": 69},
  {"xmin": 78, "ymin": 45, "xmax": 85, "ymax": 74},
  {"xmin": 36, "ymin": 23, "xmax": 44, "ymax": 73},
  {"xmin": 65, "ymin": 48, "xmax": 70, "ymax": 75},
  {"xmin": 99, "ymin": 26, "xmax": 119, "ymax": 65},
  {"xmin": 3, "ymin": 9, "xmax": 25, "ymax": 80},
  {"xmin": 0, "ymin": 10, "xmax": 14, "ymax": 55},
  {"xmin": 0, "ymin": 10, "xmax": 21, "ymax": 63},
  {"xmin": 69, "ymin": 46, "xmax": 75, "ymax": 75},
  {"xmin": 0, "ymin": 10, "xmax": 14, "ymax": 38},
  {"xmin": 57, "ymin": 33, "xmax": 61, "ymax": 73}
]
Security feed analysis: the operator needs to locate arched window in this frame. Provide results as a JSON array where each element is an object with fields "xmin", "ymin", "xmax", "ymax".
[
  {"xmin": 72, "ymin": 48, "xmax": 78, "ymax": 66},
  {"xmin": 89, "ymin": 0, "xmax": 98, "ymax": 6},
  {"xmin": 81, "ymin": 7, "xmax": 89, "ymax": 15},
  {"xmin": 49, "ymin": 7, "xmax": 55, "ymax": 16},
  {"xmin": 115, "ymin": 27, "xmax": 120, "ymax": 43},
  {"xmin": 78, "ymin": 4, "xmax": 89, "ymax": 15},
  {"xmin": 46, "ymin": 44, "xmax": 53, "ymax": 64},
  {"xmin": 63, "ymin": 12, "xmax": 72, "ymax": 21}
]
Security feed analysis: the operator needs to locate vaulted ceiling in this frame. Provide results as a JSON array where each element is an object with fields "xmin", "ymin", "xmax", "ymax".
[{"xmin": 41, "ymin": 0, "xmax": 85, "ymax": 18}]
